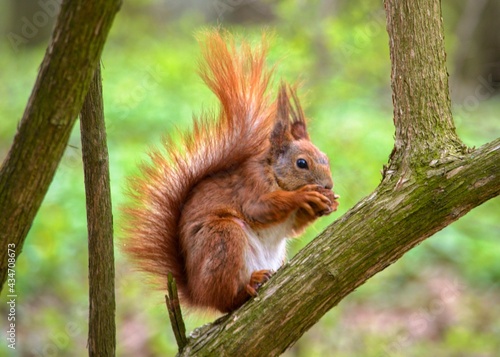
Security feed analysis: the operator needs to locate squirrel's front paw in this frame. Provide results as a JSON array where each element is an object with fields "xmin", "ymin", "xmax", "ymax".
[
  {"xmin": 296, "ymin": 184, "xmax": 332, "ymax": 216},
  {"xmin": 316, "ymin": 187, "xmax": 339, "ymax": 216}
]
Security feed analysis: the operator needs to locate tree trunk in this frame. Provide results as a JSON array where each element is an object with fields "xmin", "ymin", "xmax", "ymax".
[
  {"xmin": 176, "ymin": 0, "xmax": 500, "ymax": 355},
  {"xmin": 80, "ymin": 64, "xmax": 116, "ymax": 356},
  {"xmin": 0, "ymin": 0, "xmax": 121, "ymax": 290}
]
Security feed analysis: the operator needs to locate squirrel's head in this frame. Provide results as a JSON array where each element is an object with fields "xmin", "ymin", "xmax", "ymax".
[{"xmin": 269, "ymin": 85, "xmax": 333, "ymax": 191}]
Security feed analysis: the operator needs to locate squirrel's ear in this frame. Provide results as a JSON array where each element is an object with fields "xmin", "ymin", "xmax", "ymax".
[
  {"xmin": 270, "ymin": 84, "xmax": 293, "ymax": 155},
  {"xmin": 289, "ymin": 87, "xmax": 309, "ymax": 140},
  {"xmin": 290, "ymin": 122, "xmax": 308, "ymax": 140}
]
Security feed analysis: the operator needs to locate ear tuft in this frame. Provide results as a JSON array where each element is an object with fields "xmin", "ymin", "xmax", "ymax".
[
  {"xmin": 288, "ymin": 86, "xmax": 309, "ymax": 140},
  {"xmin": 270, "ymin": 83, "xmax": 309, "ymax": 157},
  {"xmin": 270, "ymin": 84, "xmax": 292, "ymax": 155}
]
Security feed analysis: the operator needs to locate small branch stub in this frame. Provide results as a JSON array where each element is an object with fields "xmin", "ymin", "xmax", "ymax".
[{"xmin": 166, "ymin": 273, "xmax": 187, "ymax": 353}]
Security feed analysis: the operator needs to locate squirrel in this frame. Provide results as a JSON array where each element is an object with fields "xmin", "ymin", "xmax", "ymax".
[{"xmin": 122, "ymin": 31, "xmax": 339, "ymax": 313}]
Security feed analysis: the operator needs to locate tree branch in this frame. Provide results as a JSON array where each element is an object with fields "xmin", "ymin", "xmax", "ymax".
[
  {"xmin": 179, "ymin": 139, "xmax": 499, "ymax": 356},
  {"xmin": 80, "ymin": 64, "xmax": 116, "ymax": 356},
  {"xmin": 0, "ymin": 0, "xmax": 121, "ymax": 289},
  {"xmin": 175, "ymin": 0, "xmax": 500, "ymax": 355}
]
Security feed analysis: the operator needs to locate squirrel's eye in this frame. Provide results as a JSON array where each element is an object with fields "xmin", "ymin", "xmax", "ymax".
[{"xmin": 296, "ymin": 158, "xmax": 308, "ymax": 169}]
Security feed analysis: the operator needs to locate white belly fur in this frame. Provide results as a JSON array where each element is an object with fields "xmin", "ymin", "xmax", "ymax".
[{"xmin": 242, "ymin": 215, "xmax": 295, "ymax": 278}]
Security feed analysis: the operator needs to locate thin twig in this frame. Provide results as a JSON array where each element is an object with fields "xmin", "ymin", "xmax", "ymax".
[{"xmin": 165, "ymin": 273, "xmax": 187, "ymax": 352}]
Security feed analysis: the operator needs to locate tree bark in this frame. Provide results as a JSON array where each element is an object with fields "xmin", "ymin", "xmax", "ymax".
[
  {"xmin": 384, "ymin": 0, "xmax": 465, "ymax": 175},
  {"xmin": 176, "ymin": 0, "xmax": 500, "ymax": 355},
  {"xmin": 0, "ymin": 0, "xmax": 121, "ymax": 290},
  {"xmin": 80, "ymin": 64, "xmax": 116, "ymax": 356}
]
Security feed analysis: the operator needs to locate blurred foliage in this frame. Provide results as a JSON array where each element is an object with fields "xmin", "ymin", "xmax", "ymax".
[{"xmin": 0, "ymin": 0, "xmax": 498, "ymax": 356}]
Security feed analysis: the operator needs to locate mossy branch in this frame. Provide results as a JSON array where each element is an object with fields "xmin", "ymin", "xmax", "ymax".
[{"xmin": 178, "ymin": 139, "xmax": 499, "ymax": 356}]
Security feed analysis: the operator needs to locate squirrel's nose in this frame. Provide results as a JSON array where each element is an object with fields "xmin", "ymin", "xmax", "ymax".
[{"xmin": 322, "ymin": 177, "xmax": 333, "ymax": 190}]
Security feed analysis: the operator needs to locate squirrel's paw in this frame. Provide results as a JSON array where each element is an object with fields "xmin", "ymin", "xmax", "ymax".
[
  {"xmin": 296, "ymin": 184, "xmax": 332, "ymax": 216},
  {"xmin": 245, "ymin": 269, "xmax": 274, "ymax": 297},
  {"xmin": 316, "ymin": 187, "xmax": 340, "ymax": 216}
]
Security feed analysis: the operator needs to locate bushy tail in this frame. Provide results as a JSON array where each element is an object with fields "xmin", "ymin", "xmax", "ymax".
[{"xmin": 122, "ymin": 30, "xmax": 275, "ymax": 296}]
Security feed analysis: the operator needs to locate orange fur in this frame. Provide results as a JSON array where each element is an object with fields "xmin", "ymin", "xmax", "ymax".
[{"xmin": 122, "ymin": 30, "xmax": 338, "ymax": 313}]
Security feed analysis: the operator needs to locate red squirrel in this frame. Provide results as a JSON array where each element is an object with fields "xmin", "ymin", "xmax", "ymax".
[{"xmin": 122, "ymin": 31, "xmax": 339, "ymax": 313}]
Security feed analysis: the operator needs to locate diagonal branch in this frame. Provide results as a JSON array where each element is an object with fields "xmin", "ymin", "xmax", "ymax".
[
  {"xmin": 178, "ymin": 139, "xmax": 499, "ymax": 356},
  {"xmin": 0, "ymin": 0, "xmax": 121, "ymax": 290}
]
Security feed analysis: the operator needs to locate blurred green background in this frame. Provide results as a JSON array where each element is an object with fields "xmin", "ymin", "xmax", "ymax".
[{"xmin": 1, "ymin": 0, "xmax": 499, "ymax": 356}]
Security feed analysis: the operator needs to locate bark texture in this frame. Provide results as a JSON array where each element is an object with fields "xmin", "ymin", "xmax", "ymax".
[
  {"xmin": 384, "ymin": 0, "xmax": 465, "ymax": 174},
  {"xmin": 80, "ymin": 64, "xmax": 116, "ymax": 356},
  {"xmin": 0, "ymin": 0, "xmax": 121, "ymax": 289},
  {"xmin": 175, "ymin": 0, "xmax": 499, "ymax": 355}
]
